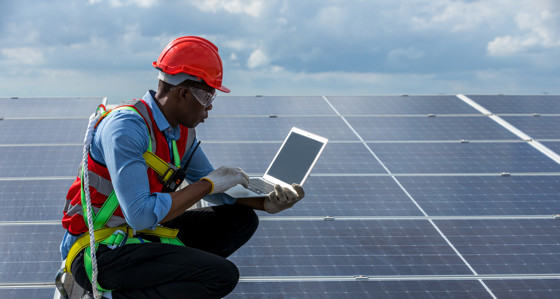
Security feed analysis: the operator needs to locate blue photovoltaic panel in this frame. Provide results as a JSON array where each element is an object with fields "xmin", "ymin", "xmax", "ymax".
[
  {"xmin": 210, "ymin": 96, "xmax": 336, "ymax": 116},
  {"xmin": 368, "ymin": 142, "xmax": 560, "ymax": 174},
  {"xmin": 346, "ymin": 116, "xmax": 518, "ymax": 141},
  {"xmin": 311, "ymin": 143, "xmax": 386, "ymax": 174},
  {"xmin": 2, "ymin": 95, "xmax": 560, "ymax": 298},
  {"xmin": 0, "ymin": 145, "xmax": 81, "ymax": 178},
  {"xmin": 0, "ymin": 224, "xmax": 62, "ymax": 283},
  {"xmin": 467, "ymin": 95, "xmax": 560, "ymax": 114},
  {"xmin": 201, "ymin": 142, "xmax": 381, "ymax": 175},
  {"xmin": 199, "ymin": 143, "xmax": 280, "ymax": 174},
  {"xmin": 0, "ymin": 119, "xmax": 87, "ymax": 144},
  {"xmin": 0, "ymin": 289, "xmax": 58, "ymax": 298},
  {"xmin": 326, "ymin": 95, "xmax": 480, "ymax": 115},
  {"xmin": 197, "ymin": 116, "xmax": 358, "ymax": 141},
  {"xmin": 229, "ymin": 280, "xmax": 492, "ymax": 299},
  {"xmin": 255, "ymin": 176, "xmax": 423, "ymax": 217},
  {"xmin": 0, "ymin": 179, "xmax": 73, "ymax": 221},
  {"xmin": 501, "ymin": 116, "xmax": 560, "ymax": 140},
  {"xmin": 229, "ymin": 220, "xmax": 473, "ymax": 277},
  {"xmin": 542, "ymin": 141, "xmax": 560, "ymax": 155},
  {"xmin": 397, "ymin": 176, "xmax": 560, "ymax": 216},
  {"xmin": 484, "ymin": 279, "xmax": 560, "ymax": 298},
  {"xmin": 434, "ymin": 219, "xmax": 560, "ymax": 274},
  {"xmin": 0, "ymin": 97, "xmax": 103, "ymax": 118}
]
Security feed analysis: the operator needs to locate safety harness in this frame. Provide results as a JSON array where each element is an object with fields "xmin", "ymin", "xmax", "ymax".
[{"xmin": 56, "ymin": 103, "xmax": 197, "ymax": 297}]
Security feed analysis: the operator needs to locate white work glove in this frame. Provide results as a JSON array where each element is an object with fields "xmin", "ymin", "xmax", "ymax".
[
  {"xmin": 264, "ymin": 184, "xmax": 305, "ymax": 214},
  {"xmin": 201, "ymin": 166, "xmax": 249, "ymax": 194}
]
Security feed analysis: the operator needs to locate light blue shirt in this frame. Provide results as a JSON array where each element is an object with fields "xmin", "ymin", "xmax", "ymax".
[{"xmin": 60, "ymin": 90, "xmax": 235, "ymax": 260}]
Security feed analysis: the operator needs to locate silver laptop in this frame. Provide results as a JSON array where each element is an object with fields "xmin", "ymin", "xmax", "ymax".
[{"xmin": 225, "ymin": 127, "xmax": 328, "ymax": 198}]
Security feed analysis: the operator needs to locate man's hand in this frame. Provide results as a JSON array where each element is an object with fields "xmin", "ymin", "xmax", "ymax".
[
  {"xmin": 201, "ymin": 166, "xmax": 249, "ymax": 194},
  {"xmin": 264, "ymin": 184, "xmax": 305, "ymax": 214}
]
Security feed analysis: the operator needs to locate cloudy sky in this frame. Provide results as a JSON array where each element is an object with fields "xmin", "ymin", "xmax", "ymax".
[{"xmin": 0, "ymin": 0, "xmax": 559, "ymax": 102}]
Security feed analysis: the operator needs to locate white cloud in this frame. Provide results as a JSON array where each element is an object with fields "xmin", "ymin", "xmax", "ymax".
[
  {"xmin": 487, "ymin": 8, "xmax": 560, "ymax": 56},
  {"xmin": 0, "ymin": 47, "xmax": 45, "ymax": 65},
  {"xmin": 247, "ymin": 49, "xmax": 268, "ymax": 69},
  {"xmin": 197, "ymin": 0, "xmax": 264, "ymax": 17},
  {"xmin": 409, "ymin": 0, "xmax": 501, "ymax": 32}
]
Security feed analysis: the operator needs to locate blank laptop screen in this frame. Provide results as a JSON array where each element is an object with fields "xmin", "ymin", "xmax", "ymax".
[{"xmin": 266, "ymin": 132, "xmax": 325, "ymax": 185}]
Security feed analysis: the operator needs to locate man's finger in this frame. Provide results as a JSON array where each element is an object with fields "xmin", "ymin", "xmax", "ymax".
[{"xmin": 292, "ymin": 184, "xmax": 305, "ymax": 199}]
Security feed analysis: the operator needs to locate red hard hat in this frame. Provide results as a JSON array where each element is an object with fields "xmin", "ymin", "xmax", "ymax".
[{"xmin": 153, "ymin": 36, "xmax": 230, "ymax": 93}]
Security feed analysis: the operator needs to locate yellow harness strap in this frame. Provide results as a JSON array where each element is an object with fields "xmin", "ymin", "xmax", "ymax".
[
  {"xmin": 143, "ymin": 151, "xmax": 178, "ymax": 182},
  {"xmin": 65, "ymin": 225, "xmax": 179, "ymax": 273}
]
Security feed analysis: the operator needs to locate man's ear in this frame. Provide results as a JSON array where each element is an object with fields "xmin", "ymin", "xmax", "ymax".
[{"xmin": 177, "ymin": 86, "xmax": 189, "ymax": 101}]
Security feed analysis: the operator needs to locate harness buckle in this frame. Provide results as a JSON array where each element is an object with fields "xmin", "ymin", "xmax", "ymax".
[
  {"xmin": 158, "ymin": 164, "xmax": 179, "ymax": 185},
  {"xmin": 107, "ymin": 229, "xmax": 128, "ymax": 249}
]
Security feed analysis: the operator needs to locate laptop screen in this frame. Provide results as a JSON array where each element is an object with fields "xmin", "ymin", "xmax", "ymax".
[{"xmin": 266, "ymin": 130, "xmax": 326, "ymax": 185}]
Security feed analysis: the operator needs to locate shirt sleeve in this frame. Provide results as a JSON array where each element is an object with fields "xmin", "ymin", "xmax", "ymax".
[
  {"xmin": 91, "ymin": 110, "xmax": 172, "ymax": 231},
  {"xmin": 184, "ymin": 138, "xmax": 237, "ymax": 205}
]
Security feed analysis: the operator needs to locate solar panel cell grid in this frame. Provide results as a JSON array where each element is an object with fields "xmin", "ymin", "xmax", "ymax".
[
  {"xmin": 467, "ymin": 95, "xmax": 560, "ymax": 114},
  {"xmin": 230, "ymin": 280, "xmax": 492, "ymax": 299},
  {"xmin": 397, "ymin": 176, "xmax": 560, "ymax": 216},
  {"xmin": 0, "ymin": 179, "xmax": 73, "ymax": 221},
  {"xmin": 255, "ymin": 176, "xmax": 423, "ymax": 217},
  {"xmin": 210, "ymin": 96, "xmax": 335, "ymax": 116},
  {"xmin": 434, "ymin": 219, "xmax": 560, "ymax": 274},
  {"xmin": 197, "ymin": 116, "xmax": 358, "ymax": 141},
  {"xmin": 0, "ymin": 119, "xmax": 87, "ymax": 144},
  {"xmin": 2, "ymin": 95, "xmax": 560, "ymax": 298},
  {"xmin": 368, "ymin": 142, "xmax": 560, "ymax": 174},
  {"xmin": 347, "ymin": 116, "xmax": 519, "ymax": 141},
  {"xmin": 0, "ymin": 224, "xmax": 62, "ymax": 283},
  {"xmin": 327, "ymin": 95, "xmax": 480, "ymax": 115},
  {"xmin": 0, "ymin": 97, "xmax": 103, "ymax": 118},
  {"xmin": 501, "ymin": 116, "xmax": 560, "ymax": 140},
  {"xmin": 231, "ymin": 220, "xmax": 473, "ymax": 277}
]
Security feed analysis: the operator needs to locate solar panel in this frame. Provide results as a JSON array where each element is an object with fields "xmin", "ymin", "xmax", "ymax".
[
  {"xmin": 466, "ymin": 95, "xmax": 560, "ymax": 114},
  {"xmin": 255, "ymin": 176, "xmax": 423, "ymax": 217},
  {"xmin": 197, "ymin": 116, "xmax": 358, "ymax": 141},
  {"xmin": 211, "ymin": 96, "xmax": 336, "ymax": 116},
  {"xmin": 2, "ymin": 95, "xmax": 560, "ymax": 298},
  {"xmin": 0, "ymin": 97, "xmax": 103, "ymax": 118},
  {"xmin": 434, "ymin": 219, "xmax": 560, "ymax": 274},
  {"xmin": 327, "ymin": 95, "xmax": 480, "ymax": 115},
  {"xmin": 367, "ymin": 142, "xmax": 560, "ymax": 174},
  {"xmin": 543, "ymin": 141, "xmax": 560, "ymax": 155},
  {"xmin": 230, "ymin": 280, "xmax": 491, "ymax": 299},
  {"xmin": 230, "ymin": 220, "xmax": 473, "ymax": 277},
  {"xmin": 0, "ymin": 119, "xmax": 87, "ymax": 144},
  {"xmin": 346, "ymin": 116, "xmax": 519, "ymax": 141},
  {"xmin": 501, "ymin": 116, "xmax": 560, "ymax": 140},
  {"xmin": 397, "ymin": 176, "xmax": 560, "ymax": 216}
]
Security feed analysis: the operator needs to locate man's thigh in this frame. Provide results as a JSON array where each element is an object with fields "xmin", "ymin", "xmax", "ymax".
[
  {"xmin": 162, "ymin": 204, "xmax": 259, "ymax": 257},
  {"xmin": 72, "ymin": 242, "xmax": 238, "ymax": 293}
]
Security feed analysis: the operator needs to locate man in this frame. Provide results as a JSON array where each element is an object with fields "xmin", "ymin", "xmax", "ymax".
[{"xmin": 60, "ymin": 36, "xmax": 304, "ymax": 299}]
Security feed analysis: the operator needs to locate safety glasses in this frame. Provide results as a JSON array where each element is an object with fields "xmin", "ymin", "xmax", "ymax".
[{"xmin": 188, "ymin": 87, "xmax": 216, "ymax": 108}]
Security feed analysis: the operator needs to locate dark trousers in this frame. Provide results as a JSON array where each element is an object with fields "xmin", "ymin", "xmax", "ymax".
[{"xmin": 71, "ymin": 204, "xmax": 259, "ymax": 299}]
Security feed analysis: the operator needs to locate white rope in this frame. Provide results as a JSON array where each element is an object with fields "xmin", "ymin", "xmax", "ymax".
[{"xmin": 82, "ymin": 112, "xmax": 103, "ymax": 299}]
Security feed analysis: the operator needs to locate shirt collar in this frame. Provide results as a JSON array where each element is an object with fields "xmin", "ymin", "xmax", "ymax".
[{"xmin": 143, "ymin": 90, "xmax": 181, "ymax": 141}]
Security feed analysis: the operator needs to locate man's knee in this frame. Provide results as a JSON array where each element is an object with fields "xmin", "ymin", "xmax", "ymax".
[
  {"xmin": 235, "ymin": 204, "xmax": 259, "ymax": 235},
  {"xmin": 209, "ymin": 258, "xmax": 240, "ymax": 296}
]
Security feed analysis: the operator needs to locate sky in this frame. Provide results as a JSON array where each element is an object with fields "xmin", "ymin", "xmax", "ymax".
[{"xmin": 0, "ymin": 0, "xmax": 559, "ymax": 102}]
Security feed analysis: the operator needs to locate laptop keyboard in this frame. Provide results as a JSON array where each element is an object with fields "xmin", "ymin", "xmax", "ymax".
[{"xmin": 247, "ymin": 178, "xmax": 275, "ymax": 195}]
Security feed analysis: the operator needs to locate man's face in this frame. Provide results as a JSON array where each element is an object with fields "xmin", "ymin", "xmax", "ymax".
[{"xmin": 175, "ymin": 82, "xmax": 215, "ymax": 128}]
